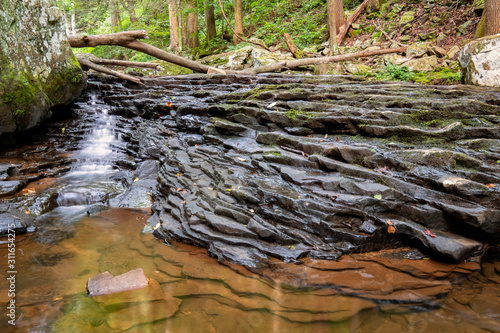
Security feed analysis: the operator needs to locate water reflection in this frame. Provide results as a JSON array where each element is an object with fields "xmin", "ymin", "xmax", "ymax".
[{"xmin": 0, "ymin": 208, "xmax": 498, "ymax": 332}]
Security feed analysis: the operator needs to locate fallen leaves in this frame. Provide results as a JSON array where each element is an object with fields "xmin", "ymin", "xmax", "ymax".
[
  {"xmin": 386, "ymin": 220, "xmax": 396, "ymax": 234},
  {"xmin": 22, "ymin": 188, "xmax": 36, "ymax": 195},
  {"xmin": 424, "ymin": 230, "xmax": 436, "ymax": 237},
  {"xmin": 166, "ymin": 101, "xmax": 172, "ymax": 107},
  {"xmin": 373, "ymin": 194, "xmax": 382, "ymax": 200},
  {"xmin": 330, "ymin": 194, "xmax": 338, "ymax": 201},
  {"xmin": 237, "ymin": 157, "xmax": 247, "ymax": 162},
  {"xmin": 485, "ymin": 183, "xmax": 496, "ymax": 188}
]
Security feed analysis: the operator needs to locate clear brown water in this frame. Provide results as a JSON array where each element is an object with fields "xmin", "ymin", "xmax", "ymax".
[{"xmin": 1, "ymin": 207, "xmax": 499, "ymax": 332}]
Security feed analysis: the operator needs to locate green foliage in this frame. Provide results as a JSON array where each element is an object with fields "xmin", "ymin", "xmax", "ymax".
[{"xmin": 376, "ymin": 62, "xmax": 414, "ymax": 81}]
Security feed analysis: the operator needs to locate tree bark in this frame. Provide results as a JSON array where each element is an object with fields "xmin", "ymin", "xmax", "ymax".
[
  {"xmin": 180, "ymin": 0, "xmax": 188, "ymax": 47},
  {"xmin": 186, "ymin": 0, "xmax": 199, "ymax": 48},
  {"xmin": 327, "ymin": 0, "xmax": 338, "ymax": 55},
  {"xmin": 334, "ymin": 0, "xmax": 345, "ymax": 30},
  {"xmin": 204, "ymin": 0, "xmax": 216, "ymax": 41},
  {"xmin": 168, "ymin": 0, "xmax": 181, "ymax": 51},
  {"xmin": 485, "ymin": 0, "xmax": 500, "ymax": 36},
  {"xmin": 109, "ymin": 0, "xmax": 122, "ymax": 32},
  {"xmin": 234, "ymin": 0, "xmax": 243, "ymax": 45}
]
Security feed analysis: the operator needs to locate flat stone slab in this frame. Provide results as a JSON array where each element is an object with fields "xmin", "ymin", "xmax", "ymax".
[{"xmin": 87, "ymin": 268, "xmax": 149, "ymax": 296}]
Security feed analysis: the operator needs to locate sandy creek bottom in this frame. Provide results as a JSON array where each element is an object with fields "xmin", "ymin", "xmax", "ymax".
[{"xmin": 0, "ymin": 207, "xmax": 499, "ymax": 333}]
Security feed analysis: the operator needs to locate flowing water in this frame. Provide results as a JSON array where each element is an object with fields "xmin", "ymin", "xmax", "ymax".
[{"xmin": 0, "ymin": 77, "xmax": 499, "ymax": 332}]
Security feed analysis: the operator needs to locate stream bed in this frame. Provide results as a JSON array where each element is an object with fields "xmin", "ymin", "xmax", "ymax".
[{"xmin": 1, "ymin": 74, "xmax": 499, "ymax": 332}]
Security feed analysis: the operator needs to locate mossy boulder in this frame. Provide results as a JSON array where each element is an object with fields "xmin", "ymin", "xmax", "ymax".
[
  {"xmin": 0, "ymin": 1, "xmax": 85, "ymax": 136},
  {"xmin": 459, "ymin": 33, "xmax": 500, "ymax": 87}
]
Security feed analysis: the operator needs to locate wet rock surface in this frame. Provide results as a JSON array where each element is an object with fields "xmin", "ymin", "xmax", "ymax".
[
  {"xmin": 2, "ymin": 73, "xmax": 499, "ymax": 266},
  {"xmin": 115, "ymin": 73, "xmax": 499, "ymax": 266}
]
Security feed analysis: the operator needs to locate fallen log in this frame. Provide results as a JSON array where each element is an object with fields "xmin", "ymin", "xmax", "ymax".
[
  {"xmin": 336, "ymin": 0, "xmax": 371, "ymax": 45},
  {"xmin": 69, "ymin": 30, "xmax": 406, "ymax": 80},
  {"xmin": 69, "ymin": 31, "xmax": 213, "ymax": 74},
  {"xmin": 89, "ymin": 58, "xmax": 162, "ymax": 70},
  {"xmin": 228, "ymin": 47, "xmax": 407, "ymax": 75},
  {"xmin": 77, "ymin": 57, "xmax": 145, "ymax": 85}
]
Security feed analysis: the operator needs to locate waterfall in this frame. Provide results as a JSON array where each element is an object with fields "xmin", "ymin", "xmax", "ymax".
[{"xmin": 56, "ymin": 92, "xmax": 125, "ymax": 207}]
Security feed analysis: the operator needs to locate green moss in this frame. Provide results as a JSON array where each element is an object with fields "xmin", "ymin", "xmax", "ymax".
[
  {"xmin": 263, "ymin": 151, "xmax": 282, "ymax": 157},
  {"xmin": 71, "ymin": 73, "xmax": 83, "ymax": 83},
  {"xmin": 13, "ymin": 109, "xmax": 26, "ymax": 119}
]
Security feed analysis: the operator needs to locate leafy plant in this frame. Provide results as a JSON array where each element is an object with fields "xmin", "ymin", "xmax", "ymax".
[{"xmin": 376, "ymin": 62, "xmax": 414, "ymax": 81}]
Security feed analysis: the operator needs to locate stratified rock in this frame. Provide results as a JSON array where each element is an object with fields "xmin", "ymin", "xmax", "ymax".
[
  {"xmin": 0, "ymin": 1, "xmax": 85, "ymax": 135},
  {"xmin": 459, "ymin": 33, "xmax": 500, "ymax": 87}
]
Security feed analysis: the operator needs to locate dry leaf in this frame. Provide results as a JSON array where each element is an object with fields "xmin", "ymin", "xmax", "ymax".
[
  {"xmin": 386, "ymin": 220, "xmax": 396, "ymax": 233},
  {"xmin": 485, "ymin": 183, "xmax": 496, "ymax": 188},
  {"xmin": 176, "ymin": 187, "xmax": 182, "ymax": 192},
  {"xmin": 330, "ymin": 195, "xmax": 338, "ymax": 201},
  {"xmin": 324, "ymin": 134, "xmax": 328, "ymax": 139},
  {"xmin": 237, "ymin": 157, "xmax": 247, "ymax": 162},
  {"xmin": 336, "ymin": 137, "xmax": 341, "ymax": 142},
  {"xmin": 319, "ymin": 139, "xmax": 324, "ymax": 143},
  {"xmin": 166, "ymin": 102, "xmax": 172, "ymax": 107},
  {"xmin": 424, "ymin": 230, "xmax": 436, "ymax": 237},
  {"xmin": 24, "ymin": 209, "xmax": 30, "ymax": 214}
]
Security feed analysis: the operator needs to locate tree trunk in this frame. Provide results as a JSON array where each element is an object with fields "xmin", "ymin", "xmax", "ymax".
[
  {"xmin": 186, "ymin": 0, "xmax": 199, "ymax": 48},
  {"xmin": 123, "ymin": 0, "xmax": 138, "ymax": 23},
  {"xmin": 109, "ymin": 0, "xmax": 122, "ymax": 32},
  {"xmin": 485, "ymin": 0, "xmax": 500, "ymax": 36},
  {"xmin": 169, "ymin": 0, "xmax": 181, "ymax": 51},
  {"xmin": 334, "ymin": 0, "xmax": 345, "ymax": 30},
  {"xmin": 234, "ymin": 0, "xmax": 243, "ymax": 45},
  {"xmin": 180, "ymin": 0, "xmax": 188, "ymax": 47},
  {"xmin": 204, "ymin": 0, "xmax": 216, "ymax": 41},
  {"xmin": 327, "ymin": 0, "xmax": 338, "ymax": 55}
]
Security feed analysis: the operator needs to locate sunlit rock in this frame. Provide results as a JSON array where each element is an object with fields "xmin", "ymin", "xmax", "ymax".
[{"xmin": 459, "ymin": 33, "xmax": 500, "ymax": 87}]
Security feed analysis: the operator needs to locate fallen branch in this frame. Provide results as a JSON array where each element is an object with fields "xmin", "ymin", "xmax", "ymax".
[
  {"xmin": 373, "ymin": 22, "xmax": 408, "ymax": 47},
  {"xmin": 230, "ymin": 47, "xmax": 407, "ymax": 75},
  {"xmin": 336, "ymin": 0, "xmax": 371, "ymax": 45},
  {"xmin": 280, "ymin": 146, "xmax": 309, "ymax": 157},
  {"xmin": 284, "ymin": 33, "xmax": 315, "ymax": 58},
  {"xmin": 77, "ymin": 57, "xmax": 145, "ymax": 85},
  {"xmin": 216, "ymin": 0, "xmax": 271, "ymax": 51},
  {"xmin": 89, "ymin": 58, "xmax": 162, "ymax": 70}
]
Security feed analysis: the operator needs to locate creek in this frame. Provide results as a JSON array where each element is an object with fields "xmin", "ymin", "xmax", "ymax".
[{"xmin": 0, "ymin": 74, "xmax": 499, "ymax": 332}]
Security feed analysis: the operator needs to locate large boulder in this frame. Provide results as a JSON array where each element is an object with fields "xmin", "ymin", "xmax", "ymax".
[
  {"xmin": 459, "ymin": 33, "xmax": 500, "ymax": 87},
  {"xmin": 0, "ymin": 1, "xmax": 85, "ymax": 136}
]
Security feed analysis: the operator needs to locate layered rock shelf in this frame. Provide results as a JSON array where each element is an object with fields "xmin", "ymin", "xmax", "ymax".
[
  {"xmin": 81, "ymin": 74, "xmax": 499, "ymax": 267},
  {"xmin": 2, "ymin": 74, "xmax": 499, "ymax": 268}
]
